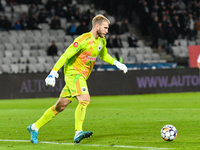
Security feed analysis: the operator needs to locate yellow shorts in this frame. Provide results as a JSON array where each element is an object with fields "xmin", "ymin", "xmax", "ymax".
[{"xmin": 60, "ymin": 74, "xmax": 89, "ymax": 101}]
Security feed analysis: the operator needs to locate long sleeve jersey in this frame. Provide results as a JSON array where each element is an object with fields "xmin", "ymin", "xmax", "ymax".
[{"xmin": 53, "ymin": 32, "xmax": 115, "ymax": 80}]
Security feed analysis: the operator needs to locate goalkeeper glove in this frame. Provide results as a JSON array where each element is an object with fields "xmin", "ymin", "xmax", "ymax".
[
  {"xmin": 45, "ymin": 70, "xmax": 59, "ymax": 87},
  {"xmin": 113, "ymin": 60, "xmax": 128, "ymax": 74}
]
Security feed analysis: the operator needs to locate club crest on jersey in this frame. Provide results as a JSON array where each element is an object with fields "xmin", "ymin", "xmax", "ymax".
[
  {"xmin": 81, "ymin": 87, "xmax": 87, "ymax": 92},
  {"xmin": 98, "ymin": 45, "xmax": 102, "ymax": 51},
  {"xmin": 73, "ymin": 42, "xmax": 78, "ymax": 47}
]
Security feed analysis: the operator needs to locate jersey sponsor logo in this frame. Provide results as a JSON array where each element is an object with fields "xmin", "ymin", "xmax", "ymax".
[
  {"xmin": 98, "ymin": 45, "xmax": 102, "ymax": 51},
  {"xmin": 85, "ymin": 55, "xmax": 96, "ymax": 61},
  {"xmin": 73, "ymin": 42, "xmax": 78, "ymax": 47}
]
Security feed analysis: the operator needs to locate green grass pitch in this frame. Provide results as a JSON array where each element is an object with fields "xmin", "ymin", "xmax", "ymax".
[{"xmin": 0, "ymin": 92, "xmax": 200, "ymax": 150}]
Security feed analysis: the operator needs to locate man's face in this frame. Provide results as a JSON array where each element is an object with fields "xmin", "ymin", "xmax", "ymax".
[{"xmin": 96, "ymin": 21, "xmax": 109, "ymax": 38}]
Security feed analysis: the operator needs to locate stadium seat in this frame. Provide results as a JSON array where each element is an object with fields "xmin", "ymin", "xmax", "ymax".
[
  {"xmin": 63, "ymin": 42, "xmax": 71, "ymax": 48},
  {"xmin": 135, "ymin": 54, "xmax": 144, "ymax": 63},
  {"xmin": 21, "ymin": 49, "xmax": 31, "ymax": 57},
  {"xmin": 18, "ymin": 64, "xmax": 27, "ymax": 73},
  {"xmin": 19, "ymin": 57, "xmax": 27, "ymax": 64},
  {"xmin": 40, "ymin": 23, "xmax": 50, "ymax": 30},
  {"xmin": 0, "ymin": 50, "xmax": 4, "ymax": 58},
  {"xmin": 38, "ymin": 50, "xmax": 47, "ymax": 56},
  {"xmin": 46, "ymin": 56, "xmax": 54, "ymax": 63},
  {"xmin": 57, "ymin": 29, "xmax": 66, "ymax": 37},
  {"xmin": 136, "ymin": 47, "xmax": 145, "ymax": 54},
  {"xmin": 122, "ymin": 41, "xmax": 129, "ymax": 48},
  {"xmin": 18, "ymin": 31, "xmax": 26, "ymax": 38},
  {"xmin": 20, "ymin": 4, "xmax": 29, "ymax": 12},
  {"xmin": 44, "ymin": 63, "xmax": 54, "ymax": 72},
  {"xmin": 28, "ymin": 64, "xmax": 37, "ymax": 73},
  {"xmin": 2, "ymin": 57, "xmax": 11, "ymax": 64},
  {"xmin": 57, "ymin": 36, "xmax": 65, "ymax": 43},
  {"xmin": 196, "ymin": 39, "xmax": 200, "ymax": 45},
  {"xmin": 172, "ymin": 46, "xmax": 181, "ymax": 57},
  {"xmin": 65, "ymin": 36, "xmax": 73, "ymax": 43},
  {"xmin": 21, "ymin": 43, "xmax": 31, "ymax": 49},
  {"xmin": 107, "ymin": 48, "xmax": 113, "ymax": 54},
  {"xmin": 1, "ymin": 64, "xmax": 11, "ymax": 73},
  {"xmin": 10, "ymin": 64, "xmax": 19, "ymax": 74},
  {"xmin": 179, "ymin": 46, "xmax": 188, "ymax": 54},
  {"xmin": 36, "ymin": 63, "xmax": 45, "ymax": 73},
  {"xmin": 2, "ymin": 32, "xmax": 9, "ymax": 37},
  {"xmin": 38, "ymin": 43, "xmax": 47, "ymax": 49},
  {"xmin": 188, "ymin": 40, "xmax": 196, "ymax": 46},
  {"xmin": 17, "ymin": 37, "xmax": 26, "ymax": 43},
  {"xmin": 25, "ymin": 36, "xmax": 34, "ymax": 43},
  {"xmin": 9, "ymin": 30, "xmax": 18, "ymax": 37},
  {"xmin": 120, "ymin": 34, "xmax": 128, "ymax": 41},
  {"xmin": 4, "ymin": 43, "xmax": 14, "ymax": 50},
  {"xmin": 137, "ymin": 40, "xmax": 144, "ymax": 47},
  {"xmin": 112, "ymin": 48, "xmax": 121, "ymax": 54},
  {"xmin": 13, "ymin": 43, "xmax": 22, "ymax": 50},
  {"xmin": 13, "ymin": 50, "xmax": 21, "ymax": 57},
  {"xmin": 11, "ymin": 57, "xmax": 19, "ymax": 64},
  {"xmin": 0, "ymin": 65, "xmax": 2, "ymax": 74},
  {"xmin": 28, "ymin": 57, "xmax": 37, "ymax": 64},
  {"xmin": 10, "ymin": 37, "xmax": 18, "ymax": 44},
  {"xmin": 37, "ymin": 56, "xmax": 46, "ymax": 63},
  {"xmin": 179, "ymin": 39, "xmax": 188, "ymax": 46},
  {"xmin": 25, "ymin": 30, "xmax": 34, "ymax": 37},
  {"xmin": 143, "ymin": 54, "xmax": 153, "ymax": 63},
  {"xmin": 0, "ymin": 44, "xmax": 5, "ymax": 50},
  {"xmin": 49, "ymin": 30, "xmax": 57, "ymax": 36},
  {"xmin": 4, "ymin": 50, "xmax": 13, "ymax": 57},
  {"xmin": 129, "ymin": 48, "xmax": 137, "ymax": 57},
  {"xmin": 4, "ymin": 6, "xmax": 11, "ymax": 13},
  {"xmin": 53, "ymin": 56, "xmax": 60, "ymax": 63},
  {"xmin": 13, "ymin": 5, "xmax": 21, "ymax": 13},
  {"xmin": 152, "ymin": 53, "xmax": 160, "ymax": 62},
  {"xmin": 30, "ymin": 50, "xmax": 39, "ymax": 57},
  {"xmin": 56, "ymin": 42, "xmax": 64, "ymax": 50},
  {"xmin": 30, "ymin": 43, "xmax": 39, "ymax": 49},
  {"xmin": 33, "ymin": 30, "xmax": 42, "ymax": 37},
  {"xmin": 143, "ymin": 47, "xmax": 153, "ymax": 54},
  {"xmin": 1, "ymin": 37, "xmax": 10, "ymax": 43}
]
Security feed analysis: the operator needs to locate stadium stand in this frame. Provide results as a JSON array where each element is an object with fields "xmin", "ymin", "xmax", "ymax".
[{"xmin": 0, "ymin": 0, "xmax": 169, "ymax": 74}]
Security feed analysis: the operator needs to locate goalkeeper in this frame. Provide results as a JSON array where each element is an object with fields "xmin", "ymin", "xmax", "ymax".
[{"xmin": 27, "ymin": 14, "xmax": 128, "ymax": 144}]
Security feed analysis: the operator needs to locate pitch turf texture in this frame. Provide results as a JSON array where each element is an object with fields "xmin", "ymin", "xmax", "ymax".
[{"xmin": 1, "ymin": 92, "xmax": 200, "ymax": 150}]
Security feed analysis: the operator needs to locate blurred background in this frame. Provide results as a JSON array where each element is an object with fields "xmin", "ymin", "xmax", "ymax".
[{"xmin": 0, "ymin": 0, "xmax": 200, "ymax": 98}]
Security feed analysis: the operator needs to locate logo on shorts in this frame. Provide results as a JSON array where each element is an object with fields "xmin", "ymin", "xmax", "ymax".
[
  {"xmin": 73, "ymin": 42, "xmax": 78, "ymax": 47},
  {"xmin": 98, "ymin": 45, "xmax": 102, "ymax": 51},
  {"xmin": 81, "ymin": 87, "xmax": 87, "ymax": 92}
]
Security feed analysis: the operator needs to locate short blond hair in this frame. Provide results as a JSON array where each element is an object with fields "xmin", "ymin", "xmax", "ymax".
[{"xmin": 92, "ymin": 14, "xmax": 110, "ymax": 28}]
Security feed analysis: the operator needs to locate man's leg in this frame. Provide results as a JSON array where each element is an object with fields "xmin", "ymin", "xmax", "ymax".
[
  {"xmin": 28, "ymin": 97, "xmax": 71, "ymax": 143},
  {"xmin": 74, "ymin": 94, "xmax": 93, "ymax": 143}
]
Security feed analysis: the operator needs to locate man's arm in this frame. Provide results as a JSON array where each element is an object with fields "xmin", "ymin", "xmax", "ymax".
[
  {"xmin": 99, "ymin": 46, "xmax": 128, "ymax": 73},
  {"xmin": 45, "ymin": 40, "xmax": 82, "ymax": 87}
]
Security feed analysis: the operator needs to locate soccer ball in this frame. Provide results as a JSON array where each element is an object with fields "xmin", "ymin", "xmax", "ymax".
[{"xmin": 161, "ymin": 124, "xmax": 177, "ymax": 141}]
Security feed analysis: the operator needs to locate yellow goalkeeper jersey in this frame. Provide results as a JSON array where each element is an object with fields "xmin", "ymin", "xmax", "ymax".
[{"xmin": 53, "ymin": 32, "xmax": 115, "ymax": 80}]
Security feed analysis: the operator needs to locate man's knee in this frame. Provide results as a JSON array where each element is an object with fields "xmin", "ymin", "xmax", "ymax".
[
  {"xmin": 55, "ymin": 97, "xmax": 71, "ymax": 112},
  {"xmin": 76, "ymin": 94, "xmax": 90, "ymax": 102}
]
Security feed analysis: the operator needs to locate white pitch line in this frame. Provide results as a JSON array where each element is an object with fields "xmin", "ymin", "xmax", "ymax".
[
  {"xmin": 150, "ymin": 108, "xmax": 200, "ymax": 110},
  {"xmin": 0, "ymin": 139, "xmax": 170, "ymax": 149}
]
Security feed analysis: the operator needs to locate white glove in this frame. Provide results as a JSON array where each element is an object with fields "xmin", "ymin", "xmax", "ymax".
[
  {"xmin": 45, "ymin": 70, "xmax": 59, "ymax": 87},
  {"xmin": 113, "ymin": 60, "xmax": 128, "ymax": 74}
]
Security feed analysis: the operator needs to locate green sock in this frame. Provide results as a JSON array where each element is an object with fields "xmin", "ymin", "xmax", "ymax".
[
  {"xmin": 35, "ymin": 105, "xmax": 58, "ymax": 130},
  {"xmin": 75, "ymin": 100, "xmax": 89, "ymax": 131}
]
